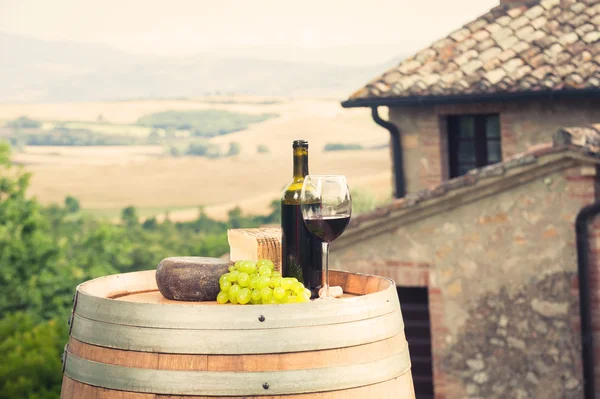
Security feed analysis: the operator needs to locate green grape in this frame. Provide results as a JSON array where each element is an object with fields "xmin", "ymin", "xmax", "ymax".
[
  {"xmin": 281, "ymin": 278, "xmax": 293, "ymax": 290},
  {"xmin": 216, "ymin": 291, "xmax": 229, "ymax": 304},
  {"xmin": 219, "ymin": 273, "xmax": 230, "ymax": 285},
  {"xmin": 261, "ymin": 287, "xmax": 273, "ymax": 301},
  {"xmin": 271, "ymin": 271, "xmax": 282, "ymax": 278},
  {"xmin": 302, "ymin": 288, "xmax": 311, "ymax": 299},
  {"xmin": 257, "ymin": 259, "xmax": 274, "ymax": 269},
  {"xmin": 237, "ymin": 288, "xmax": 251, "ymax": 305},
  {"xmin": 268, "ymin": 297, "xmax": 278, "ymax": 304},
  {"xmin": 290, "ymin": 278, "xmax": 298, "ymax": 283},
  {"xmin": 273, "ymin": 287, "xmax": 286, "ymax": 300},
  {"xmin": 249, "ymin": 276, "xmax": 259, "ymax": 289},
  {"xmin": 238, "ymin": 272, "xmax": 250, "ymax": 287},
  {"xmin": 291, "ymin": 281, "xmax": 305, "ymax": 295},
  {"xmin": 261, "ymin": 297, "xmax": 271, "ymax": 304},
  {"xmin": 251, "ymin": 289, "xmax": 262, "ymax": 301},
  {"xmin": 269, "ymin": 277, "xmax": 282, "ymax": 288},
  {"xmin": 227, "ymin": 270, "xmax": 239, "ymax": 282},
  {"xmin": 229, "ymin": 284, "xmax": 241, "ymax": 298},
  {"xmin": 259, "ymin": 265, "xmax": 272, "ymax": 277},
  {"xmin": 228, "ymin": 265, "xmax": 236, "ymax": 272},
  {"xmin": 229, "ymin": 291, "xmax": 239, "ymax": 304},
  {"xmin": 286, "ymin": 295, "xmax": 298, "ymax": 304},
  {"xmin": 298, "ymin": 293, "xmax": 310, "ymax": 303},
  {"xmin": 234, "ymin": 260, "xmax": 244, "ymax": 269},
  {"xmin": 240, "ymin": 260, "xmax": 257, "ymax": 274},
  {"xmin": 220, "ymin": 280, "xmax": 231, "ymax": 292},
  {"xmin": 250, "ymin": 297, "xmax": 261, "ymax": 305},
  {"xmin": 257, "ymin": 276, "xmax": 270, "ymax": 289}
]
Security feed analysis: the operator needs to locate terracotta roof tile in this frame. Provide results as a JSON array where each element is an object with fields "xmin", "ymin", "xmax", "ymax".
[
  {"xmin": 346, "ymin": 0, "xmax": 600, "ymax": 104},
  {"xmin": 349, "ymin": 124, "xmax": 600, "ymax": 227}
]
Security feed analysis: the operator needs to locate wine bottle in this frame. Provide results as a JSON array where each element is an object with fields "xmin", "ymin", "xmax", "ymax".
[{"xmin": 281, "ymin": 140, "xmax": 322, "ymax": 297}]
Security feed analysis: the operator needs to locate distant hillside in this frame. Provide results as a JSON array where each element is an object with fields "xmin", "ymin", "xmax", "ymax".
[{"xmin": 0, "ymin": 32, "xmax": 406, "ymax": 103}]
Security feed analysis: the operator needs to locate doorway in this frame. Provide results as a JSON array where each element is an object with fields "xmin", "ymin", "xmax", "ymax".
[{"xmin": 397, "ymin": 287, "xmax": 435, "ymax": 398}]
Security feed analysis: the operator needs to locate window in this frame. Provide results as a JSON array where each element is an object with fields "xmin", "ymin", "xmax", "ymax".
[{"xmin": 447, "ymin": 114, "xmax": 501, "ymax": 178}]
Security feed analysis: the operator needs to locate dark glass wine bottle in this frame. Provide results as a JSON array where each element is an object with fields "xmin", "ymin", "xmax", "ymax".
[{"xmin": 281, "ymin": 140, "xmax": 322, "ymax": 297}]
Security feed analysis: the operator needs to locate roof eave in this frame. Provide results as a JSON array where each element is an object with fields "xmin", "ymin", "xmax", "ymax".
[{"xmin": 340, "ymin": 88, "xmax": 600, "ymax": 108}]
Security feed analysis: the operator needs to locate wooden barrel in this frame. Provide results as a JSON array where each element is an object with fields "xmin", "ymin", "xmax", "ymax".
[{"xmin": 60, "ymin": 270, "xmax": 415, "ymax": 398}]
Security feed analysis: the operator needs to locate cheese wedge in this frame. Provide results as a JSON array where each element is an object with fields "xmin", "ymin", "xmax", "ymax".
[{"xmin": 227, "ymin": 228, "xmax": 282, "ymax": 272}]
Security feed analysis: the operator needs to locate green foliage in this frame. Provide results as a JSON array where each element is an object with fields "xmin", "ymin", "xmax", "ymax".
[
  {"xmin": 5, "ymin": 116, "xmax": 42, "ymax": 129},
  {"xmin": 227, "ymin": 142, "xmax": 241, "ymax": 156},
  {"xmin": 0, "ymin": 313, "xmax": 66, "ymax": 399},
  {"xmin": 121, "ymin": 206, "xmax": 138, "ymax": 226},
  {"xmin": 64, "ymin": 196, "xmax": 80, "ymax": 214},
  {"xmin": 323, "ymin": 143, "xmax": 364, "ymax": 152},
  {"xmin": 257, "ymin": 144, "xmax": 269, "ymax": 154},
  {"xmin": 0, "ymin": 141, "xmax": 280, "ymax": 397},
  {"xmin": 351, "ymin": 188, "xmax": 381, "ymax": 216},
  {"xmin": 8, "ymin": 129, "xmax": 142, "ymax": 146},
  {"xmin": 137, "ymin": 110, "xmax": 277, "ymax": 138},
  {"xmin": 169, "ymin": 145, "xmax": 182, "ymax": 157},
  {"xmin": 0, "ymin": 143, "xmax": 63, "ymax": 320},
  {"xmin": 185, "ymin": 141, "xmax": 221, "ymax": 158}
]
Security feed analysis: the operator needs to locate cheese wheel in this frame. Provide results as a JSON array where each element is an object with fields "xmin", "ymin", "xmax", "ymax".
[{"xmin": 156, "ymin": 257, "xmax": 232, "ymax": 301}]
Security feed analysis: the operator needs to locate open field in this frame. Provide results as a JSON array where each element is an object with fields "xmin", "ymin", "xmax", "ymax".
[
  {"xmin": 2, "ymin": 97, "xmax": 392, "ymax": 220},
  {"xmin": 18, "ymin": 147, "xmax": 392, "ymax": 220}
]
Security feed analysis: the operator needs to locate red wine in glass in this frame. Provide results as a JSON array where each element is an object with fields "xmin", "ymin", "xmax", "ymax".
[
  {"xmin": 304, "ymin": 215, "xmax": 350, "ymax": 243},
  {"xmin": 300, "ymin": 175, "xmax": 352, "ymax": 299}
]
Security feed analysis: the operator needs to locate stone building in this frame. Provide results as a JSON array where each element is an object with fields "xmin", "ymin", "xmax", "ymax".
[{"xmin": 337, "ymin": 0, "xmax": 600, "ymax": 398}]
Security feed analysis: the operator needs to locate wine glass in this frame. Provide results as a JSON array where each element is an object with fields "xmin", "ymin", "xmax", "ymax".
[{"xmin": 300, "ymin": 175, "xmax": 352, "ymax": 299}]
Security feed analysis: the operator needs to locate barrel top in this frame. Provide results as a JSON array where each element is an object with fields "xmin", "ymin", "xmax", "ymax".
[
  {"xmin": 74, "ymin": 270, "xmax": 399, "ymax": 331},
  {"xmin": 71, "ymin": 270, "xmax": 402, "ymax": 354},
  {"xmin": 78, "ymin": 269, "xmax": 394, "ymax": 305}
]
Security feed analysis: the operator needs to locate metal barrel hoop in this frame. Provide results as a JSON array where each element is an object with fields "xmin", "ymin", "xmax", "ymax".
[{"xmin": 68, "ymin": 290, "xmax": 79, "ymax": 335}]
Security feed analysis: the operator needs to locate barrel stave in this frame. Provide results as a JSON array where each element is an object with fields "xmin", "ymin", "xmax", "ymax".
[{"xmin": 61, "ymin": 270, "xmax": 415, "ymax": 399}]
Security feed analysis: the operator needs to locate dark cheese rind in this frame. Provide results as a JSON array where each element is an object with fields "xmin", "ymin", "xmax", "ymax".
[{"xmin": 156, "ymin": 256, "xmax": 232, "ymax": 301}]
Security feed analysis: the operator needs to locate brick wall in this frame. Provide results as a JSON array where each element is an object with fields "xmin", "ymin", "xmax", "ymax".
[
  {"xmin": 389, "ymin": 98, "xmax": 600, "ymax": 193},
  {"xmin": 332, "ymin": 162, "xmax": 598, "ymax": 398}
]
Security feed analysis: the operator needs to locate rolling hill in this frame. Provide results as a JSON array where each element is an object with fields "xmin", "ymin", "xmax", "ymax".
[{"xmin": 0, "ymin": 31, "xmax": 405, "ymax": 103}]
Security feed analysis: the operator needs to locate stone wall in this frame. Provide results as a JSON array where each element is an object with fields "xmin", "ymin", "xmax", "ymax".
[
  {"xmin": 388, "ymin": 98, "xmax": 600, "ymax": 193},
  {"xmin": 331, "ymin": 163, "xmax": 598, "ymax": 399}
]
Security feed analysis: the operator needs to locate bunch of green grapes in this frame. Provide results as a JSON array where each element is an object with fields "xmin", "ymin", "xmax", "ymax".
[{"xmin": 216, "ymin": 259, "xmax": 311, "ymax": 305}]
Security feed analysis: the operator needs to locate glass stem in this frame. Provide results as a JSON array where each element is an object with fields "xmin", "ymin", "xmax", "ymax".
[{"xmin": 322, "ymin": 242, "xmax": 330, "ymax": 297}]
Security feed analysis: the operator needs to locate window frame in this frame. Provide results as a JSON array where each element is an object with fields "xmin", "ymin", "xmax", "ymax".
[{"xmin": 447, "ymin": 114, "xmax": 501, "ymax": 178}]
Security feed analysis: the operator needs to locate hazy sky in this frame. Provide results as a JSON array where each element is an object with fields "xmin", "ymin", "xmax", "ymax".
[{"xmin": 1, "ymin": 0, "xmax": 498, "ymax": 62}]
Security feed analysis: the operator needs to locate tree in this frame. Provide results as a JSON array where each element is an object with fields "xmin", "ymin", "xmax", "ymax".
[
  {"xmin": 0, "ymin": 312, "xmax": 66, "ymax": 399},
  {"xmin": 6, "ymin": 116, "xmax": 41, "ymax": 129},
  {"xmin": 257, "ymin": 144, "xmax": 269, "ymax": 154},
  {"xmin": 0, "ymin": 142, "xmax": 63, "ymax": 320},
  {"xmin": 227, "ymin": 142, "xmax": 241, "ymax": 156},
  {"xmin": 64, "ymin": 196, "xmax": 80, "ymax": 214},
  {"xmin": 323, "ymin": 143, "xmax": 363, "ymax": 152},
  {"xmin": 227, "ymin": 207, "xmax": 243, "ymax": 228},
  {"xmin": 121, "ymin": 206, "xmax": 138, "ymax": 226}
]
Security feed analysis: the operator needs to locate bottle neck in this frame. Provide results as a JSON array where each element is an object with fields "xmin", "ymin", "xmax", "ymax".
[{"xmin": 293, "ymin": 147, "xmax": 309, "ymax": 179}]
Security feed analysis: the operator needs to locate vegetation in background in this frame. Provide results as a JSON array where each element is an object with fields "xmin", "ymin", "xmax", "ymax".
[
  {"xmin": 8, "ymin": 129, "xmax": 144, "ymax": 147},
  {"xmin": 4, "ymin": 116, "xmax": 42, "ymax": 129},
  {"xmin": 0, "ymin": 141, "xmax": 280, "ymax": 397},
  {"xmin": 183, "ymin": 141, "xmax": 222, "ymax": 158},
  {"xmin": 323, "ymin": 143, "xmax": 364, "ymax": 152},
  {"xmin": 2, "ymin": 111, "xmax": 278, "ymax": 147},
  {"xmin": 351, "ymin": 187, "xmax": 389, "ymax": 215},
  {"xmin": 137, "ymin": 110, "xmax": 277, "ymax": 138},
  {"xmin": 257, "ymin": 144, "xmax": 269, "ymax": 153},
  {"xmin": 227, "ymin": 142, "xmax": 241, "ymax": 156}
]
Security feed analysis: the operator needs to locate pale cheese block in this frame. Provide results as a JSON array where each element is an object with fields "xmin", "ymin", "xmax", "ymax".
[{"xmin": 227, "ymin": 228, "xmax": 282, "ymax": 272}]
